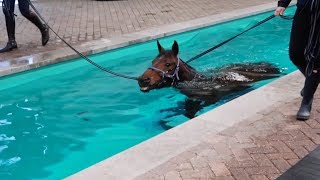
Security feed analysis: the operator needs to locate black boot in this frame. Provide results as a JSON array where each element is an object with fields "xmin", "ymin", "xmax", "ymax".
[
  {"xmin": 41, "ymin": 24, "xmax": 49, "ymax": 46},
  {"xmin": 296, "ymin": 70, "xmax": 320, "ymax": 121},
  {"xmin": 0, "ymin": 6, "xmax": 17, "ymax": 53},
  {"xmin": 0, "ymin": 40, "xmax": 17, "ymax": 53},
  {"xmin": 21, "ymin": 11, "xmax": 49, "ymax": 46}
]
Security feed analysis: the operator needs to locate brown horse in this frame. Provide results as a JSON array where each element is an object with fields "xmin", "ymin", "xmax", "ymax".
[{"xmin": 138, "ymin": 40, "xmax": 281, "ymax": 119}]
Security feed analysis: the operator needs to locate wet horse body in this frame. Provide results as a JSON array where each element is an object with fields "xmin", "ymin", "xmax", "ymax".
[
  {"xmin": 174, "ymin": 61, "xmax": 280, "ymax": 102},
  {"xmin": 138, "ymin": 41, "xmax": 281, "ymax": 119}
]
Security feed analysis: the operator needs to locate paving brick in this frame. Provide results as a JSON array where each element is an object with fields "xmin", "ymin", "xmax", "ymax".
[
  {"xmin": 175, "ymin": 163, "xmax": 194, "ymax": 172},
  {"xmin": 305, "ymin": 119, "xmax": 320, "ymax": 128},
  {"xmin": 287, "ymin": 159, "xmax": 300, "ymax": 166},
  {"xmin": 213, "ymin": 142, "xmax": 234, "ymax": 157},
  {"xmin": 226, "ymin": 159, "xmax": 258, "ymax": 168},
  {"xmin": 209, "ymin": 162, "xmax": 231, "ymax": 176},
  {"xmin": 250, "ymin": 154, "xmax": 273, "ymax": 167},
  {"xmin": 287, "ymin": 129, "xmax": 309, "ymax": 140},
  {"xmin": 304, "ymin": 143, "xmax": 318, "ymax": 152},
  {"xmin": 229, "ymin": 167, "xmax": 250, "ymax": 180},
  {"xmin": 300, "ymin": 128, "xmax": 320, "ymax": 144},
  {"xmin": 285, "ymin": 139, "xmax": 316, "ymax": 149},
  {"xmin": 211, "ymin": 177, "xmax": 235, "ymax": 180},
  {"xmin": 164, "ymin": 171, "xmax": 182, "ymax": 180},
  {"xmin": 268, "ymin": 141, "xmax": 292, "ymax": 153},
  {"xmin": 266, "ymin": 153, "xmax": 299, "ymax": 160},
  {"xmin": 246, "ymin": 146, "xmax": 277, "ymax": 154},
  {"xmin": 266, "ymin": 134, "xmax": 293, "ymax": 141},
  {"xmin": 198, "ymin": 166, "xmax": 216, "ymax": 179},
  {"xmin": 250, "ymin": 175, "xmax": 269, "ymax": 180},
  {"xmin": 244, "ymin": 166, "xmax": 280, "ymax": 175},
  {"xmin": 271, "ymin": 159, "xmax": 291, "ymax": 173},
  {"xmin": 292, "ymin": 146, "xmax": 309, "ymax": 159},
  {"xmin": 179, "ymin": 169, "xmax": 210, "ymax": 179},
  {"xmin": 266, "ymin": 173, "xmax": 281, "ymax": 180},
  {"xmin": 190, "ymin": 156, "xmax": 209, "ymax": 169}
]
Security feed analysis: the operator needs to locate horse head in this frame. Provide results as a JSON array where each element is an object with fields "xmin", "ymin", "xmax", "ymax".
[{"xmin": 138, "ymin": 40, "xmax": 195, "ymax": 92}]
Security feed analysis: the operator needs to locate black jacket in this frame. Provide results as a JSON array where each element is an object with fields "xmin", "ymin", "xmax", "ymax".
[{"xmin": 278, "ymin": 0, "xmax": 310, "ymax": 8}]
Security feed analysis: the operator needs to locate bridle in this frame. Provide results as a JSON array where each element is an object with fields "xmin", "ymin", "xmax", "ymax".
[{"xmin": 148, "ymin": 56, "xmax": 181, "ymax": 85}]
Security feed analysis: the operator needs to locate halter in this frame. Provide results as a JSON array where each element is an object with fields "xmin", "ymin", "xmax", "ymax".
[{"xmin": 148, "ymin": 56, "xmax": 181, "ymax": 83}]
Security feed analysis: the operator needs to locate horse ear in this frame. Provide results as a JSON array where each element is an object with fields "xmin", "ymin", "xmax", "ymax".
[
  {"xmin": 157, "ymin": 40, "xmax": 165, "ymax": 54},
  {"xmin": 172, "ymin": 40, "xmax": 179, "ymax": 56}
]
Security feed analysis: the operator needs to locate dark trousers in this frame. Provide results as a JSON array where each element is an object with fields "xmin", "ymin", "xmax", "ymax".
[
  {"xmin": 289, "ymin": 6, "xmax": 312, "ymax": 72},
  {"xmin": 2, "ymin": 0, "xmax": 44, "ymax": 41}
]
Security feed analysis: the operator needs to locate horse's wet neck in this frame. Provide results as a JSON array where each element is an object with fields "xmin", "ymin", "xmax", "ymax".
[{"xmin": 177, "ymin": 62, "xmax": 197, "ymax": 82}]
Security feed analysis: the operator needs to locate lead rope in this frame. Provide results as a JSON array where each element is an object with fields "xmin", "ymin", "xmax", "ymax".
[{"xmin": 26, "ymin": 0, "xmax": 138, "ymax": 81}]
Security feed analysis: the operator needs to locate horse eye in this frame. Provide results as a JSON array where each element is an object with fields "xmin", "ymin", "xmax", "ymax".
[{"xmin": 165, "ymin": 63, "xmax": 171, "ymax": 67}]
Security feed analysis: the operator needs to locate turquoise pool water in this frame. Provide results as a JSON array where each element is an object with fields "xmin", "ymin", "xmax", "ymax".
[{"xmin": 0, "ymin": 7, "xmax": 296, "ymax": 179}]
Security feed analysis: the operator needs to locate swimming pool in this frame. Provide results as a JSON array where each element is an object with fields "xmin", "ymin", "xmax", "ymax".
[{"xmin": 0, "ymin": 7, "xmax": 296, "ymax": 179}]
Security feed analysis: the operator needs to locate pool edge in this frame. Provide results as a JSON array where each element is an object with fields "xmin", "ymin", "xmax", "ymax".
[{"xmin": 1, "ymin": 1, "xmax": 288, "ymax": 78}]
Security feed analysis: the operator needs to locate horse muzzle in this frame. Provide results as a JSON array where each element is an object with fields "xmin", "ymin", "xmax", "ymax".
[{"xmin": 138, "ymin": 77, "xmax": 152, "ymax": 92}]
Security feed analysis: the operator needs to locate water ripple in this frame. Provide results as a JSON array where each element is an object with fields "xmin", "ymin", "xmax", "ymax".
[
  {"xmin": 0, "ymin": 145, "xmax": 8, "ymax": 153},
  {"xmin": 35, "ymin": 123, "xmax": 44, "ymax": 130},
  {"xmin": 43, "ymin": 146, "xmax": 48, "ymax": 155},
  {"xmin": 15, "ymin": 104, "xmax": 33, "ymax": 111},
  {"xmin": 0, "ymin": 134, "xmax": 16, "ymax": 141},
  {"xmin": 0, "ymin": 157, "xmax": 21, "ymax": 166},
  {"xmin": 0, "ymin": 119, "xmax": 12, "ymax": 126}
]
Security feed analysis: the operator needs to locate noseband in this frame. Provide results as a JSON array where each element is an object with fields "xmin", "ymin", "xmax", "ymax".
[{"xmin": 148, "ymin": 56, "xmax": 181, "ymax": 84}]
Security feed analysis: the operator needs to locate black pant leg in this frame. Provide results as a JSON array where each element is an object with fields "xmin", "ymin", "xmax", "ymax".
[
  {"xmin": 18, "ymin": 0, "xmax": 44, "ymax": 31},
  {"xmin": 2, "ymin": 0, "xmax": 16, "ymax": 41},
  {"xmin": 289, "ymin": 7, "xmax": 312, "ymax": 73}
]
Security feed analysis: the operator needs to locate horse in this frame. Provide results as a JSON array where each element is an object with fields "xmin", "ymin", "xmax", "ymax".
[{"xmin": 138, "ymin": 40, "xmax": 281, "ymax": 121}]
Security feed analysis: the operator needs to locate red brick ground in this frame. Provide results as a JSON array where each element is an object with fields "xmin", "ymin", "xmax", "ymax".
[{"xmin": 135, "ymin": 92, "xmax": 320, "ymax": 180}]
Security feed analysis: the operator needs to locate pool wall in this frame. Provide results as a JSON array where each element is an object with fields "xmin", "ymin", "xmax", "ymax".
[
  {"xmin": 66, "ymin": 1, "xmax": 300, "ymax": 179},
  {"xmin": 0, "ymin": 1, "xmax": 291, "ymax": 78}
]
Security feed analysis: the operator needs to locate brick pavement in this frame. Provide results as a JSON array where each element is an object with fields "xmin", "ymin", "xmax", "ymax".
[
  {"xmin": 134, "ymin": 91, "xmax": 320, "ymax": 180},
  {"xmin": 0, "ymin": 0, "xmax": 272, "ymax": 60}
]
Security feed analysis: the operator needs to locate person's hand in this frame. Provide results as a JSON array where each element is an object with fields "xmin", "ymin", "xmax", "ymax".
[{"xmin": 274, "ymin": 7, "xmax": 286, "ymax": 16}]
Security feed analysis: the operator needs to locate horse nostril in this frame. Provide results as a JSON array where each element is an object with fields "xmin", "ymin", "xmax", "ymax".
[
  {"xmin": 138, "ymin": 77, "xmax": 151, "ymax": 86},
  {"xmin": 143, "ymin": 77, "xmax": 151, "ymax": 83}
]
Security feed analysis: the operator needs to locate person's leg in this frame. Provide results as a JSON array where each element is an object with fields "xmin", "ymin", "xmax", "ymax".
[
  {"xmin": 296, "ymin": 4, "xmax": 320, "ymax": 120},
  {"xmin": 0, "ymin": 0, "xmax": 18, "ymax": 53},
  {"xmin": 297, "ymin": 69, "xmax": 320, "ymax": 120},
  {"xmin": 289, "ymin": 6, "xmax": 312, "ymax": 96},
  {"xmin": 289, "ymin": 7, "xmax": 311, "ymax": 75},
  {"xmin": 18, "ymin": 0, "xmax": 49, "ymax": 46}
]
